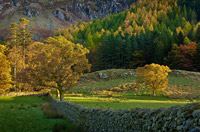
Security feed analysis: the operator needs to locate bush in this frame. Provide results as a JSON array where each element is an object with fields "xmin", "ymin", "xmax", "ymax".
[{"xmin": 41, "ymin": 103, "xmax": 63, "ymax": 119}]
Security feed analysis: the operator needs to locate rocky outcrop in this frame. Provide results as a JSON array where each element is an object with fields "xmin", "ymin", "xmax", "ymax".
[
  {"xmin": 0, "ymin": 0, "xmax": 136, "ymax": 25},
  {"xmin": 53, "ymin": 0, "xmax": 136, "ymax": 21},
  {"xmin": 49, "ymin": 95, "xmax": 200, "ymax": 132},
  {"xmin": 0, "ymin": 0, "xmax": 136, "ymax": 40}
]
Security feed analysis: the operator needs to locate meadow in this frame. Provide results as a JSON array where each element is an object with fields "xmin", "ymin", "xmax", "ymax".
[
  {"xmin": 0, "ymin": 96, "xmax": 81, "ymax": 132},
  {"xmin": 58, "ymin": 69, "xmax": 200, "ymax": 110},
  {"xmin": 0, "ymin": 69, "xmax": 199, "ymax": 131}
]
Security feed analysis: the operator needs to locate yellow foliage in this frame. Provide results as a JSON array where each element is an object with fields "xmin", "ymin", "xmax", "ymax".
[
  {"xmin": 176, "ymin": 27, "xmax": 184, "ymax": 35},
  {"xmin": 136, "ymin": 63, "xmax": 171, "ymax": 96},
  {"xmin": 0, "ymin": 45, "xmax": 12, "ymax": 93},
  {"xmin": 26, "ymin": 36, "xmax": 91, "ymax": 101}
]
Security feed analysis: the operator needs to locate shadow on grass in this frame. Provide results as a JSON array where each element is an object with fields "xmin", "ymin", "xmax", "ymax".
[
  {"xmin": 0, "ymin": 95, "xmax": 84, "ymax": 132},
  {"xmin": 0, "ymin": 95, "xmax": 48, "ymax": 104}
]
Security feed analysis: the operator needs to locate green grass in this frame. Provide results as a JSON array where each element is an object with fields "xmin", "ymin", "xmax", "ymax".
[
  {"xmin": 60, "ymin": 70, "xmax": 200, "ymax": 110},
  {"xmin": 69, "ymin": 77, "xmax": 136, "ymax": 94},
  {"xmin": 168, "ymin": 76, "xmax": 200, "ymax": 89},
  {"xmin": 64, "ymin": 96, "xmax": 188, "ymax": 110},
  {"xmin": 0, "ymin": 96, "xmax": 75, "ymax": 132}
]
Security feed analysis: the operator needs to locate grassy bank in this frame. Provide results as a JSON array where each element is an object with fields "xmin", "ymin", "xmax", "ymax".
[{"xmin": 0, "ymin": 96, "xmax": 78, "ymax": 132}]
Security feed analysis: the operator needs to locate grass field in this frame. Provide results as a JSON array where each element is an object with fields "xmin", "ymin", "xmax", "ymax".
[
  {"xmin": 0, "ymin": 96, "xmax": 79, "ymax": 132},
  {"xmin": 59, "ymin": 69, "xmax": 200, "ymax": 110}
]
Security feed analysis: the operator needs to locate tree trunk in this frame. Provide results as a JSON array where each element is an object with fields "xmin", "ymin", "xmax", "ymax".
[
  {"xmin": 59, "ymin": 89, "xmax": 64, "ymax": 101},
  {"xmin": 14, "ymin": 45, "xmax": 17, "ymax": 91},
  {"xmin": 23, "ymin": 45, "xmax": 25, "ymax": 71},
  {"xmin": 152, "ymin": 91, "xmax": 156, "ymax": 96},
  {"xmin": 56, "ymin": 89, "xmax": 60, "ymax": 98},
  {"xmin": 14, "ymin": 55, "xmax": 17, "ymax": 91}
]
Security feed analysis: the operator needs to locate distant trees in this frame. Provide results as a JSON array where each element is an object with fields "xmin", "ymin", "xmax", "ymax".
[
  {"xmin": 6, "ymin": 18, "xmax": 33, "ymax": 91},
  {"xmin": 54, "ymin": 0, "xmax": 200, "ymax": 72},
  {"xmin": 136, "ymin": 63, "xmax": 171, "ymax": 96},
  {"xmin": 129, "ymin": 50, "xmax": 146, "ymax": 68},
  {"xmin": 164, "ymin": 44, "xmax": 185, "ymax": 69},
  {"xmin": 164, "ymin": 42, "xmax": 198, "ymax": 71}
]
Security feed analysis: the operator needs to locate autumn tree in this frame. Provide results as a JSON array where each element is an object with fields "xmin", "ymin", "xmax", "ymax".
[
  {"xmin": 136, "ymin": 63, "xmax": 171, "ymax": 96},
  {"xmin": 7, "ymin": 18, "xmax": 33, "ymax": 91},
  {"xmin": 26, "ymin": 36, "xmax": 91, "ymax": 101},
  {"xmin": 180, "ymin": 42, "xmax": 198, "ymax": 70},
  {"xmin": 7, "ymin": 46, "xmax": 23, "ymax": 91},
  {"xmin": 7, "ymin": 23, "xmax": 21, "ymax": 90},
  {"xmin": 17, "ymin": 18, "xmax": 33, "ymax": 70},
  {"xmin": 164, "ymin": 44, "xmax": 185, "ymax": 69},
  {"xmin": 0, "ymin": 45, "xmax": 12, "ymax": 94}
]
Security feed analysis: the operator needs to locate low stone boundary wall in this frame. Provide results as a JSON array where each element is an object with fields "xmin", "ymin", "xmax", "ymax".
[{"xmin": 49, "ymin": 96, "xmax": 200, "ymax": 132}]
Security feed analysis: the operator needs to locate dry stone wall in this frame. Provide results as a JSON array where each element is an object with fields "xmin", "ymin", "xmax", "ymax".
[{"xmin": 49, "ymin": 96, "xmax": 200, "ymax": 132}]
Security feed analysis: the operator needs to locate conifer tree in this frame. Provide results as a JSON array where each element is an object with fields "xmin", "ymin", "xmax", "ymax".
[
  {"xmin": 18, "ymin": 18, "xmax": 33, "ymax": 70},
  {"xmin": 164, "ymin": 44, "xmax": 185, "ymax": 69},
  {"xmin": 7, "ymin": 23, "xmax": 19, "ymax": 90},
  {"xmin": 196, "ymin": 25, "xmax": 200, "ymax": 42}
]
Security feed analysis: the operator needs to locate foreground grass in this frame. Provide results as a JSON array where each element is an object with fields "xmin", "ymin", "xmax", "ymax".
[
  {"xmin": 60, "ymin": 70, "xmax": 200, "ymax": 110},
  {"xmin": 0, "ymin": 96, "xmax": 75, "ymax": 132}
]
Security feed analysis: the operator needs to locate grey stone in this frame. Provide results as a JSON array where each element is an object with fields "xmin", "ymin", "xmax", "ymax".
[
  {"xmin": 192, "ymin": 110, "xmax": 200, "ymax": 118},
  {"xmin": 185, "ymin": 119, "xmax": 194, "ymax": 130},
  {"xmin": 53, "ymin": 10, "xmax": 66, "ymax": 21},
  {"xmin": 177, "ymin": 125, "xmax": 183, "ymax": 130},
  {"xmin": 24, "ymin": 7, "xmax": 32, "ymax": 18},
  {"xmin": 32, "ymin": 11, "xmax": 39, "ymax": 17},
  {"xmin": 189, "ymin": 126, "xmax": 200, "ymax": 132},
  {"xmin": 129, "ymin": 73, "xmax": 136, "ymax": 77},
  {"xmin": 99, "ymin": 73, "xmax": 108, "ymax": 79},
  {"xmin": 12, "ymin": 0, "xmax": 20, "ymax": 7}
]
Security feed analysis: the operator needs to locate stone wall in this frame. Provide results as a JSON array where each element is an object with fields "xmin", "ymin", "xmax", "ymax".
[{"xmin": 49, "ymin": 96, "xmax": 200, "ymax": 132}]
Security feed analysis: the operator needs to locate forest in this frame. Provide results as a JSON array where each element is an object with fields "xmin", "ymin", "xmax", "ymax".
[
  {"xmin": 55, "ymin": 0, "xmax": 200, "ymax": 71},
  {"xmin": 1, "ymin": 0, "xmax": 200, "ymax": 93}
]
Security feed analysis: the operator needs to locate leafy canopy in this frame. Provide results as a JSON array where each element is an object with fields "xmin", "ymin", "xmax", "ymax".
[
  {"xmin": 0, "ymin": 45, "xmax": 12, "ymax": 93},
  {"xmin": 136, "ymin": 63, "xmax": 171, "ymax": 96},
  {"xmin": 25, "ymin": 36, "xmax": 91, "ymax": 101}
]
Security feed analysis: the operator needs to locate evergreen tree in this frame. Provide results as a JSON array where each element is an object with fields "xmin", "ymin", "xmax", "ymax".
[
  {"xmin": 164, "ymin": 44, "xmax": 184, "ymax": 69},
  {"xmin": 18, "ymin": 18, "xmax": 33, "ymax": 70},
  {"xmin": 196, "ymin": 25, "xmax": 200, "ymax": 42},
  {"xmin": 177, "ymin": 32, "xmax": 184, "ymax": 45}
]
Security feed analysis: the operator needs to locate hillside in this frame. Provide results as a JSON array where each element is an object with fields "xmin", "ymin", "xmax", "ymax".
[
  {"xmin": 56, "ymin": 0, "xmax": 200, "ymax": 71},
  {"xmin": 0, "ymin": 0, "xmax": 135, "ymax": 40}
]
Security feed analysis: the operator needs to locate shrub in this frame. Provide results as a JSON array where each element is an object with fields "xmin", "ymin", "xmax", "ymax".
[
  {"xmin": 164, "ymin": 85, "xmax": 199, "ymax": 99},
  {"xmin": 41, "ymin": 103, "xmax": 63, "ymax": 119}
]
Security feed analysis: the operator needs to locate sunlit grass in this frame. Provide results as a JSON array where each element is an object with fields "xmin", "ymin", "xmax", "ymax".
[
  {"xmin": 64, "ymin": 96, "xmax": 188, "ymax": 110},
  {"xmin": 61, "ymin": 71, "xmax": 200, "ymax": 110}
]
